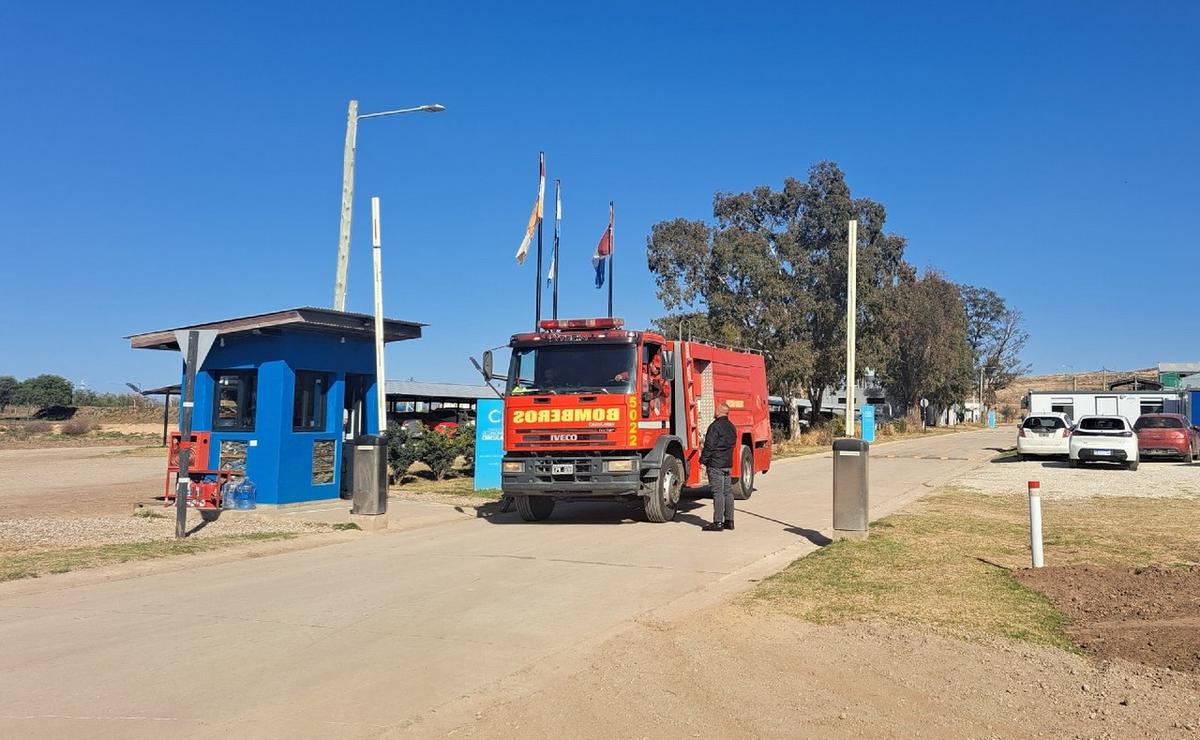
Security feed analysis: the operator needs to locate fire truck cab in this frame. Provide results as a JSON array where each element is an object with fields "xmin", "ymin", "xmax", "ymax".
[{"xmin": 489, "ymin": 317, "xmax": 771, "ymax": 522}]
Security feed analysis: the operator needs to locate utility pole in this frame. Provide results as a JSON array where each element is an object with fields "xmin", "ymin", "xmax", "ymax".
[
  {"xmin": 845, "ymin": 219, "xmax": 857, "ymax": 438},
  {"xmin": 333, "ymin": 100, "xmax": 359, "ymax": 312}
]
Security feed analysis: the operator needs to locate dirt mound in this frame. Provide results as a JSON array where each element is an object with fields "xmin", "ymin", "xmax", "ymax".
[{"xmin": 1017, "ymin": 564, "xmax": 1200, "ymax": 673}]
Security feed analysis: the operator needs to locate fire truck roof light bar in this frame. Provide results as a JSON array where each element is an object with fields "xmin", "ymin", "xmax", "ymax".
[{"xmin": 538, "ymin": 317, "xmax": 625, "ymax": 331}]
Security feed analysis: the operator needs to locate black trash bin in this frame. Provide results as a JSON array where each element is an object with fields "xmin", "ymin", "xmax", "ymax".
[{"xmin": 350, "ymin": 434, "xmax": 388, "ymax": 515}]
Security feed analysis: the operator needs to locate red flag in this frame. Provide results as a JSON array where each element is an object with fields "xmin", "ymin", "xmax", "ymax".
[{"xmin": 592, "ymin": 205, "xmax": 612, "ymax": 288}]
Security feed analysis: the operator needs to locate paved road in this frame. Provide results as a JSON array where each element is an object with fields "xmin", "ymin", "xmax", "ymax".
[{"xmin": 0, "ymin": 429, "xmax": 1009, "ymax": 738}]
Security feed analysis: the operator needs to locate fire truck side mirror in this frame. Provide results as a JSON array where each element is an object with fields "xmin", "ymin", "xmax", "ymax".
[{"xmin": 482, "ymin": 351, "xmax": 495, "ymax": 380}]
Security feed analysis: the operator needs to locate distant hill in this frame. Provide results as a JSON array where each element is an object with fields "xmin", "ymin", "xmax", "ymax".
[{"xmin": 994, "ymin": 367, "xmax": 1158, "ymax": 412}]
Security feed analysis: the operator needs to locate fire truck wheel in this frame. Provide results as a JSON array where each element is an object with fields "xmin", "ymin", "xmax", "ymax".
[
  {"xmin": 644, "ymin": 454, "xmax": 682, "ymax": 523},
  {"xmin": 515, "ymin": 495, "xmax": 555, "ymax": 522},
  {"xmin": 733, "ymin": 445, "xmax": 754, "ymax": 500}
]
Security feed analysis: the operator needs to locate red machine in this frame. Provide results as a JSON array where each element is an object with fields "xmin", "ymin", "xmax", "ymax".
[
  {"xmin": 490, "ymin": 317, "xmax": 771, "ymax": 522},
  {"xmin": 163, "ymin": 431, "xmax": 232, "ymax": 510}
]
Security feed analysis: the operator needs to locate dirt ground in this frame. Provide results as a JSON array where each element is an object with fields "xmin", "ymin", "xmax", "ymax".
[
  {"xmin": 1018, "ymin": 564, "xmax": 1200, "ymax": 674},
  {"xmin": 456, "ymin": 605, "xmax": 1200, "ymax": 739},
  {"xmin": 0, "ymin": 446, "xmax": 165, "ymax": 519}
]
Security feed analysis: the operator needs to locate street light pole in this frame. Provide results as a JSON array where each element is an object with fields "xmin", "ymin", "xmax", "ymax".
[{"xmin": 332, "ymin": 100, "xmax": 445, "ymax": 312}]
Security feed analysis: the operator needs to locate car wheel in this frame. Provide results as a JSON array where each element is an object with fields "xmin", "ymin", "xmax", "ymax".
[
  {"xmin": 1188, "ymin": 450, "xmax": 1195, "ymax": 464},
  {"xmin": 1068, "ymin": 459, "xmax": 1078, "ymax": 468},
  {"xmin": 1127, "ymin": 461, "xmax": 1139, "ymax": 472}
]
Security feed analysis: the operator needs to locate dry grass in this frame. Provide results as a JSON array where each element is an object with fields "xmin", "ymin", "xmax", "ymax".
[
  {"xmin": 773, "ymin": 423, "xmax": 977, "ymax": 459},
  {"xmin": 0, "ymin": 532, "xmax": 299, "ymax": 583},
  {"xmin": 391, "ymin": 467, "xmax": 501, "ymax": 499},
  {"xmin": 750, "ymin": 487, "xmax": 1200, "ymax": 648}
]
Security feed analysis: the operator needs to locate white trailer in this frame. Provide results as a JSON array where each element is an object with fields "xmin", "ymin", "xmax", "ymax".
[{"xmin": 1026, "ymin": 391, "xmax": 1183, "ymax": 423}]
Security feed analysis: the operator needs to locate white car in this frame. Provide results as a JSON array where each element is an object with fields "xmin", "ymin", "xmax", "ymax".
[
  {"xmin": 1069, "ymin": 415, "xmax": 1139, "ymax": 470},
  {"xmin": 1017, "ymin": 413, "xmax": 1072, "ymax": 459}
]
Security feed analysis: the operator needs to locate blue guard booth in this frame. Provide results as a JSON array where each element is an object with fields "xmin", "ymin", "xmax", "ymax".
[{"xmin": 128, "ymin": 307, "xmax": 423, "ymax": 506}]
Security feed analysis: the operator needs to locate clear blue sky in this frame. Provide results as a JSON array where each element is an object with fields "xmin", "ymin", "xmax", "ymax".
[{"xmin": 1, "ymin": 2, "xmax": 1197, "ymax": 391}]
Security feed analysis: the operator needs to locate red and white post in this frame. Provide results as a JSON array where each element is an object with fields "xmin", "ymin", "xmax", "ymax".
[{"xmin": 1028, "ymin": 481, "xmax": 1044, "ymax": 568}]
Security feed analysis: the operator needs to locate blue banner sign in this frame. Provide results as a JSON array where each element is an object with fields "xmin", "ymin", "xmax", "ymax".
[
  {"xmin": 987, "ymin": 409, "xmax": 996, "ymax": 429},
  {"xmin": 861, "ymin": 404, "xmax": 876, "ymax": 443},
  {"xmin": 474, "ymin": 398, "xmax": 504, "ymax": 491}
]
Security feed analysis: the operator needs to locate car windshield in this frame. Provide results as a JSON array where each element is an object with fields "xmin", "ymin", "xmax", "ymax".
[
  {"xmin": 1022, "ymin": 417, "xmax": 1065, "ymax": 430},
  {"xmin": 507, "ymin": 344, "xmax": 637, "ymax": 395},
  {"xmin": 1135, "ymin": 416, "xmax": 1184, "ymax": 430},
  {"xmin": 1079, "ymin": 417, "xmax": 1126, "ymax": 431}
]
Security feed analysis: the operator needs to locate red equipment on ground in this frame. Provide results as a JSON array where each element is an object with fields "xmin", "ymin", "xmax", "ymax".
[{"xmin": 162, "ymin": 431, "xmax": 233, "ymax": 510}]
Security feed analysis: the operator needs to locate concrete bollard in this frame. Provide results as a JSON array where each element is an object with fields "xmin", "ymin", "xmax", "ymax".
[{"xmin": 1028, "ymin": 481, "xmax": 1044, "ymax": 568}]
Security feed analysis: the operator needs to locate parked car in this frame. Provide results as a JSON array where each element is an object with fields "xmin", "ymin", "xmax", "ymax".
[
  {"xmin": 1069, "ymin": 415, "xmax": 1139, "ymax": 470},
  {"xmin": 1017, "ymin": 413, "xmax": 1072, "ymax": 460},
  {"xmin": 1134, "ymin": 413, "xmax": 1200, "ymax": 463}
]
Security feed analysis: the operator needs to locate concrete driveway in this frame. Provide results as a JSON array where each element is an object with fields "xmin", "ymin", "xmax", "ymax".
[{"xmin": 0, "ymin": 429, "xmax": 1009, "ymax": 738}]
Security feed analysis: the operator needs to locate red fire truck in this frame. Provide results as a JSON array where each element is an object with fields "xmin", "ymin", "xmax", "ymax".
[{"xmin": 483, "ymin": 317, "xmax": 771, "ymax": 522}]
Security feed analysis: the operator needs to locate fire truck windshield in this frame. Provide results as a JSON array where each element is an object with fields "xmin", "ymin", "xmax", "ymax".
[{"xmin": 507, "ymin": 344, "xmax": 636, "ymax": 395}]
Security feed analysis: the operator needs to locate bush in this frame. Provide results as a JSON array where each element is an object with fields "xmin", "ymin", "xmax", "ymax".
[
  {"xmin": 0, "ymin": 376, "xmax": 17, "ymax": 412},
  {"xmin": 454, "ymin": 425, "xmax": 475, "ymax": 471},
  {"xmin": 386, "ymin": 423, "xmax": 419, "ymax": 483},
  {"xmin": 415, "ymin": 427, "xmax": 461, "ymax": 481},
  {"xmin": 60, "ymin": 418, "xmax": 93, "ymax": 436},
  {"xmin": 15, "ymin": 374, "xmax": 73, "ymax": 408},
  {"xmin": 22, "ymin": 420, "xmax": 52, "ymax": 436}
]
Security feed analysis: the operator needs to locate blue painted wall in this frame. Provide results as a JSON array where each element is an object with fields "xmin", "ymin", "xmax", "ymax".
[{"xmin": 185, "ymin": 331, "xmax": 382, "ymax": 505}]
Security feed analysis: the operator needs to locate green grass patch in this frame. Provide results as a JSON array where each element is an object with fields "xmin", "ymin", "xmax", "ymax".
[
  {"xmin": 0, "ymin": 532, "xmax": 298, "ymax": 583},
  {"xmin": 331, "ymin": 522, "xmax": 361, "ymax": 531},
  {"xmin": 750, "ymin": 487, "xmax": 1200, "ymax": 649}
]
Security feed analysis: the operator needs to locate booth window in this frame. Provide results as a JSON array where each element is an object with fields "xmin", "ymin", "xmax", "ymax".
[
  {"xmin": 212, "ymin": 371, "xmax": 257, "ymax": 431},
  {"xmin": 293, "ymin": 371, "xmax": 330, "ymax": 431}
]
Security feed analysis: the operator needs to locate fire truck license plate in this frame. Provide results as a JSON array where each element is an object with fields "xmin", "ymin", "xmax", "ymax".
[{"xmin": 551, "ymin": 463, "xmax": 575, "ymax": 475}]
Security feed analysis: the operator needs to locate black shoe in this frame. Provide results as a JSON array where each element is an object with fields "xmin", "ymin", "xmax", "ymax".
[
  {"xmin": 724, "ymin": 520, "xmax": 734, "ymax": 531},
  {"xmin": 702, "ymin": 521, "xmax": 725, "ymax": 532}
]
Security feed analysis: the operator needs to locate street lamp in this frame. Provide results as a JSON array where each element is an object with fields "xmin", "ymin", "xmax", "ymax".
[{"xmin": 332, "ymin": 100, "xmax": 445, "ymax": 311}]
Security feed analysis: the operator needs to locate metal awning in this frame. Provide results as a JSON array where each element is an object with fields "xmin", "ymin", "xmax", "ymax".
[{"xmin": 127, "ymin": 307, "xmax": 424, "ymax": 350}]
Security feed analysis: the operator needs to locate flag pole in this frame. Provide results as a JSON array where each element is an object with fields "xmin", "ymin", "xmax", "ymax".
[
  {"xmin": 552, "ymin": 179, "xmax": 561, "ymax": 320},
  {"xmin": 534, "ymin": 152, "xmax": 544, "ymax": 331},
  {"xmin": 607, "ymin": 201, "xmax": 614, "ymax": 318}
]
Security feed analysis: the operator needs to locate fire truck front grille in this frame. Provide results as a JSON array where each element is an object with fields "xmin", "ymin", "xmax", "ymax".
[{"xmin": 532, "ymin": 457, "xmax": 601, "ymax": 482}]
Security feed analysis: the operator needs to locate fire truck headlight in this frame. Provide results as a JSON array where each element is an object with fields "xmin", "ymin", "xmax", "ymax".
[
  {"xmin": 606, "ymin": 460, "xmax": 635, "ymax": 473},
  {"xmin": 502, "ymin": 461, "xmax": 525, "ymax": 473}
]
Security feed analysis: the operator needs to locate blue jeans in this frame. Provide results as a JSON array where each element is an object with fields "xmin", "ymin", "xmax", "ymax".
[{"xmin": 707, "ymin": 466, "xmax": 733, "ymax": 523}]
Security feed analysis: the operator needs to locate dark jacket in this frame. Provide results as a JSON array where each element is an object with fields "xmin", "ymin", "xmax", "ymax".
[{"xmin": 700, "ymin": 416, "xmax": 737, "ymax": 469}]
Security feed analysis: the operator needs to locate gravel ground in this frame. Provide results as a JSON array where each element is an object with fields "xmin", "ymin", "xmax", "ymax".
[
  {"xmin": 952, "ymin": 456, "xmax": 1200, "ymax": 499},
  {"xmin": 0, "ymin": 511, "xmax": 329, "ymax": 552}
]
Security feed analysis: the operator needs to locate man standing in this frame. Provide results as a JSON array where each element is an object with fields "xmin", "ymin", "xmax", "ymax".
[{"xmin": 700, "ymin": 401, "xmax": 737, "ymax": 532}]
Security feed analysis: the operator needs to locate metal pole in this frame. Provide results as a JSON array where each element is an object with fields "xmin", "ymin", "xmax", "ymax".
[
  {"xmin": 552, "ymin": 179, "xmax": 560, "ymax": 320},
  {"xmin": 371, "ymin": 197, "xmax": 387, "ymax": 434},
  {"xmin": 607, "ymin": 201, "xmax": 614, "ymax": 318},
  {"xmin": 175, "ymin": 331, "xmax": 199, "ymax": 539},
  {"xmin": 333, "ymin": 100, "xmax": 359, "ymax": 311},
  {"xmin": 845, "ymin": 219, "xmax": 857, "ymax": 438},
  {"xmin": 1028, "ymin": 480, "xmax": 1044, "ymax": 567},
  {"xmin": 161, "ymin": 391, "xmax": 169, "ymax": 446}
]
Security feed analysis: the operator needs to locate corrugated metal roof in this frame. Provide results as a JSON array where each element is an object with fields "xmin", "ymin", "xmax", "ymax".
[{"xmin": 384, "ymin": 381, "xmax": 496, "ymax": 401}]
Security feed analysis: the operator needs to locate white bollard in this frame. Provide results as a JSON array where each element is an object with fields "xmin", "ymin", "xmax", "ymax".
[{"xmin": 1028, "ymin": 480, "xmax": 1044, "ymax": 568}]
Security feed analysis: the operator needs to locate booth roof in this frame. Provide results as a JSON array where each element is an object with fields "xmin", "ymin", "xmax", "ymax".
[{"xmin": 126, "ymin": 307, "xmax": 424, "ymax": 350}]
